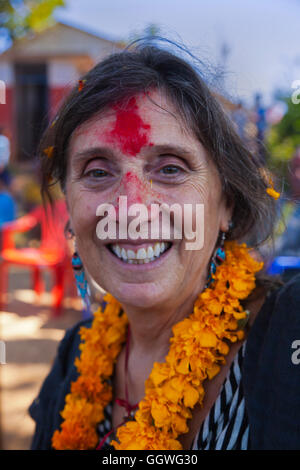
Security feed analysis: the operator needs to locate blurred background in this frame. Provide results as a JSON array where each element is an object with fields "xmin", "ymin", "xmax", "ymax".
[{"xmin": 0, "ymin": 0, "xmax": 300, "ymax": 450}]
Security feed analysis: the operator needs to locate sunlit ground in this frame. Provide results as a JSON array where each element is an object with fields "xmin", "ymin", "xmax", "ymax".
[{"xmin": 0, "ymin": 266, "xmax": 83, "ymax": 450}]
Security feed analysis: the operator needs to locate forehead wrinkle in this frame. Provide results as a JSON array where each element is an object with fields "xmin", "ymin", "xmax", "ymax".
[
  {"xmin": 69, "ymin": 141, "xmax": 207, "ymax": 172},
  {"xmin": 143, "ymin": 87, "xmax": 193, "ymax": 136},
  {"xmin": 68, "ymin": 92, "xmax": 207, "ymax": 168}
]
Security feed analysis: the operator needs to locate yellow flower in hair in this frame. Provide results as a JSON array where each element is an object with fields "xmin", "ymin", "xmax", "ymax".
[
  {"xmin": 266, "ymin": 187, "xmax": 280, "ymax": 200},
  {"xmin": 78, "ymin": 79, "xmax": 87, "ymax": 91},
  {"xmin": 44, "ymin": 146, "xmax": 54, "ymax": 158},
  {"xmin": 259, "ymin": 167, "xmax": 281, "ymax": 200}
]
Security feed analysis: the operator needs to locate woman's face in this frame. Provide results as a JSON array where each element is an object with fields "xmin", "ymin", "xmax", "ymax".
[{"xmin": 65, "ymin": 89, "xmax": 232, "ymax": 311}]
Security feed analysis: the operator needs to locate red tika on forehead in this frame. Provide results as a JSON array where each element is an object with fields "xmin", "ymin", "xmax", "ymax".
[{"xmin": 104, "ymin": 96, "xmax": 153, "ymax": 156}]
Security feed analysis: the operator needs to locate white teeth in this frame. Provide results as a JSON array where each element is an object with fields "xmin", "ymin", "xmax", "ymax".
[
  {"xmin": 154, "ymin": 243, "xmax": 161, "ymax": 257},
  {"xmin": 127, "ymin": 249, "xmax": 136, "ymax": 259},
  {"xmin": 121, "ymin": 248, "xmax": 128, "ymax": 261},
  {"xmin": 147, "ymin": 246, "xmax": 154, "ymax": 259},
  {"xmin": 109, "ymin": 242, "xmax": 171, "ymax": 264},
  {"xmin": 111, "ymin": 245, "xmax": 122, "ymax": 258},
  {"xmin": 136, "ymin": 248, "xmax": 147, "ymax": 260}
]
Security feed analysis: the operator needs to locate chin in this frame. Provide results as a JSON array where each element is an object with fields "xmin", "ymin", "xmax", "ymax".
[{"xmin": 108, "ymin": 281, "xmax": 171, "ymax": 310}]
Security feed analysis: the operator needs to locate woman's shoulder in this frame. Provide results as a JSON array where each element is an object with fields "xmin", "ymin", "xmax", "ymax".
[
  {"xmin": 243, "ymin": 273, "xmax": 300, "ymax": 449},
  {"xmin": 57, "ymin": 299, "xmax": 110, "ymax": 360},
  {"xmin": 30, "ymin": 316, "xmax": 93, "ymax": 405},
  {"xmin": 28, "ymin": 315, "xmax": 94, "ymax": 449},
  {"xmin": 271, "ymin": 271, "xmax": 300, "ymax": 300},
  {"xmin": 59, "ymin": 316, "xmax": 93, "ymax": 351},
  {"xmin": 56, "ymin": 316, "xmax": 93, "ymax": 366},
  {"xmin": 246, "ymin": 273, "xmax": 300, "ymax": 349},
  {"xmin": 260, "ymin": 272, "xmax": 300, "ymax": 324}
]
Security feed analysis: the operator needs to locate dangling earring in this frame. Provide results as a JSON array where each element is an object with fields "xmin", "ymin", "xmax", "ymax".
[
  {"xmin": 205, "ymin": 221, "xmax": 233, "ymax": 288},
  {"xmin": 71, "ymin": 240, "xmax": 91, "ymax": 319}
]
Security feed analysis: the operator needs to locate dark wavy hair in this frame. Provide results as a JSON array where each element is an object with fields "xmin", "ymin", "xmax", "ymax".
[{"xmin": 38, "ymin": 37, "xmax": 280, "ymax": 270}]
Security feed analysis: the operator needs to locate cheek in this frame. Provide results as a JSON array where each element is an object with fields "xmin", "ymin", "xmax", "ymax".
[
  {"xmin": 66, "ymin": 189, "xmax": 98, "ymax": 239},
  {"xmin": 180, "ymin": 173, "xmax": 222, "ymax": 242}
]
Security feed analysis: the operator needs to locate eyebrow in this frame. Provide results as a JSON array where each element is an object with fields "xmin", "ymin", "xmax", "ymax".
[
  {"xmin": 72, "ymin": 143, "xmax": 201, "ymax": 165},
  {"xmin": 72, "ymin": 146, "xmax": 116, "ymax": 164}
]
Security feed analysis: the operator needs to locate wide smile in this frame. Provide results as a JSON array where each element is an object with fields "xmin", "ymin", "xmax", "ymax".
[{"xmin": 104, "ymin": 241, "xmax": 174, "ymax": 271}]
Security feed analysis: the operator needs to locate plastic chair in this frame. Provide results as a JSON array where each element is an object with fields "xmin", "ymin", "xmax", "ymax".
[
  {"xmin": 0, "ymin": 199, "xmax": 74, "ymax": 316},
  {"xmin": 0, "ymin": 191, "xmax": 16, "ymax": 227},
  {"xmin": 267, "ymin": 256, "xmax": 300, "ymax": 282}
]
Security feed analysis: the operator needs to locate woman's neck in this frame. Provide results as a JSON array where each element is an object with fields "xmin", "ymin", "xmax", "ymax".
[{"xmin": 120, "ymin": 286, "xmax": 202, "ymax": 361}]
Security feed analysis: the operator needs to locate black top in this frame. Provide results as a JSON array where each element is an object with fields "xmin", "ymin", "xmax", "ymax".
[{"xmin": 28, "ymin": 274, "xmax": 300, "ymax": 450}]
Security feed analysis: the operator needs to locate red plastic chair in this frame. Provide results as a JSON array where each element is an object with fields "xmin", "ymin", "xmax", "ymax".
[{"xmin": 0, "ymin": 199, "xmax": 74, "ymax": 316}]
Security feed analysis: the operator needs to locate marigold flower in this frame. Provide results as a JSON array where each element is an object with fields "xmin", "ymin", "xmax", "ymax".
[
  {"xmin": 78, "ymin": 79, "xmax": 86, "ymax": 91},
  {"xmin": 43, "ymin": 146, "xmax": 54, "ymax": 158}
]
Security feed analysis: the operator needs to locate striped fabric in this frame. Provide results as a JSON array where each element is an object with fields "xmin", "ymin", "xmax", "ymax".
[
  {"xmin": 97, "ymin": 342, "xmax": 249, "ymax": 450},
  {"xmin": 192, "ymin": 341, "xmax": 249, "ymax": 450}
]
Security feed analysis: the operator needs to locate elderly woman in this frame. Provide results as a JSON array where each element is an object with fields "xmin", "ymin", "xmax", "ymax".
[{"xmin": 29, "ymin": 40, "xmax": 300, "ymax": 450}]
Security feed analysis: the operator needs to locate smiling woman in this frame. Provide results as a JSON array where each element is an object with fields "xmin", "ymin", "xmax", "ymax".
[{"xmin": 28, "ymin": 38, "xmax": 300, "ymax": 450}]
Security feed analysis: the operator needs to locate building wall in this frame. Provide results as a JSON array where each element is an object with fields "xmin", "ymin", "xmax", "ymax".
[
  {"xmin": 0, "ymin": 61, "xmax": 16, "ymax": 158},
  {"xmin": 48, "ymin": 59, "xmax": 78, "ymax": 119},
  {"xmin": 0, "ymin": 22, "xmax": 122, "ymax": 161},
  {"xmin": 0, "ymin": 58, "xmax": 86, "ymax": 159}
]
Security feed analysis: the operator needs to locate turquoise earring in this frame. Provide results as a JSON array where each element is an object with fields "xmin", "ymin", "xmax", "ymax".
[
  {"xmin": 71, "ymin": 240, "xmax": 91, "ymax": 319},
  {"xmin": 205, "ymin": 221, "xmax": 234, "ymax": 288}
]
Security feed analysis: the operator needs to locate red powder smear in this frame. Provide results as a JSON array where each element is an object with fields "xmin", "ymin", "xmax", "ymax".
[
  {"xmin": 113, "ymin": 170, "xmax": 168, "ymax": 217},
  {"xmin": 123, "ymin": 171, "xmax": 143, "ymax": 204},
  {"xmin": 104, "ymin": 96, "xmax": 153, "ymax": 156},
  {"xmin": 114, "ymin": 172, "xmax": 166, "ymax": 209}
]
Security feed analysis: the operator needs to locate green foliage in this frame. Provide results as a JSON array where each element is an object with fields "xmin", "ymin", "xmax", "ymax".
[
  {"xmin": 0, "ymin": 0, "xmax": 65, "ymax": 41},
  {"xmin": 266, "ymin": 96, "xmax": 300, "ymax": 161},
  {"xmin": 266, "ymin": 95, "xmax": 300, "ymax": 192}
]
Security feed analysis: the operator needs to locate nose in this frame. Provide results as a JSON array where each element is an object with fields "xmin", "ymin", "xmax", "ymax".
[{"xmin": 113, "ymin": 171, "xmax": 157, "ymax": 220}]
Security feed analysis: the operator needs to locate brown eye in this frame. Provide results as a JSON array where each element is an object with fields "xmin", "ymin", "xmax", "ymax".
[
  {"xmin": 160, "ymin": 165, "xmax": 182, "ymax": 175},
  {"xmin": 85, "ymin": 169, "xmax": 107, "ymax": 178}
]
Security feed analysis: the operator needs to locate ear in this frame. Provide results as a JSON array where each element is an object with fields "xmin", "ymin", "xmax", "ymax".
[
  {"xmin": 64, "ymin": 192, "xmax": 75, "ymax": 237},
  {"xmin": 219, "ymin": 198, "xmax": 234, "ymax": 233}
]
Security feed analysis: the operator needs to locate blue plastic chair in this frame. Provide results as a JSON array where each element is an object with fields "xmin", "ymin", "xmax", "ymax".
[
  {"xmin": 267, "ymin": 256, "xmax": 300, "ymax": 281},
  {"xmin": 0, "ymin": 191, "xmax": 16, "ymax": 227}
]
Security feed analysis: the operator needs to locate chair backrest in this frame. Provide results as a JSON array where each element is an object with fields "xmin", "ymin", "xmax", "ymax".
[
  {"xmin": 268, "ymin": 256, "xmax": 300, "ymax": 275},
  {"xmin": 0, "ymin": 191, "xmax": 16, "ymax": 226}
]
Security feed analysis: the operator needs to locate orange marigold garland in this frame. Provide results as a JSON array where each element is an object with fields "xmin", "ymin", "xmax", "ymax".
[
  {"xmin": 51, "ymin": 294, "xmax": 127, "ymax": 450},
  {"xmin": 52, "ymin": 241, "xmax": 263, "ymax": 450}
]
